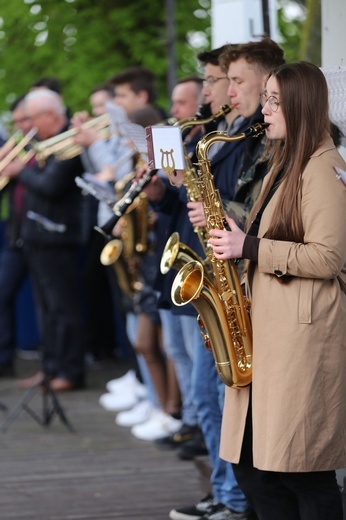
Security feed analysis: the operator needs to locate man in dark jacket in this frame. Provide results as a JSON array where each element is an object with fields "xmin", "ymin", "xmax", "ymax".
[
  {"xmin": 1, "ymin": 88, "xmax": 88, "ymax": 391},
  {"xmin": 0, "ymin": 95, "xmax": 40, "ymax": 377}
]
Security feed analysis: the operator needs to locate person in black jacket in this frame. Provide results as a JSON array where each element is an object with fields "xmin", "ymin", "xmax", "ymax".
[
  {"xmin": 1, "ymin": 88, "xmax": 88, "ymax": 391},
  {"xmin": 0, "ymin": 95, "xmax": 40, "ymax": 377}
]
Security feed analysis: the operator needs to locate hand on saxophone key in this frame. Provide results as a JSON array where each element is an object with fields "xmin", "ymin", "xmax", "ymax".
[
  {"xmin": 187, "ymin": 201, "xmax": 207, "ymax": 228},
  {"xmin": 208, "ymin": 216, "xmax": 246, "ymax": 259}
]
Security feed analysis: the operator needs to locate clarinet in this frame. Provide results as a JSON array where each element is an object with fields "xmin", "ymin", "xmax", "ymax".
[{"xmin": 94, "ymin": 168, "xmax": 158, "ymax": 237}]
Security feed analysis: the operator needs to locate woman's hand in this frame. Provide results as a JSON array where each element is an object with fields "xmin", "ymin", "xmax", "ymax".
[{"xmin": 208, "ymin": 215, "xmax": 246, "ymax": 259}]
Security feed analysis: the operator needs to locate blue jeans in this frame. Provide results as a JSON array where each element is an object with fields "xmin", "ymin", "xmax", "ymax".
[
  {"xmin": 192, "ymin": 324, "xmax": 249, "ymax": 513},
  {"xmin": 159, "ymin": 309, "xmax": 198, "ymax": 426}
]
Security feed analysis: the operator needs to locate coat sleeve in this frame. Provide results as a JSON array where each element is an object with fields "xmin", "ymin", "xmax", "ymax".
[
  {"xmin": 258, "ymin": 152, "xmax": 346, "ymax": 280},
  {"xmin": 18, "ymin": 155, "xmax": 84, "ymax": 200}
]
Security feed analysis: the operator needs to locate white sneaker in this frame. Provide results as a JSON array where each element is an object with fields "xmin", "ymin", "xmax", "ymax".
[
  {"xmin": 99, "ymin": 391, "xmax": 139, "ymax": 412},
  {"xmin": 106, "ymin": 370, "xmax": 136, "ymax": 392},
  {"xmin": 106, "ymin": 371, "xmax": 147, "ymax": 399},
  {"xmin": 115, "ymin": 400, "xmax": 155, "ymax": 427},
  {"xmin": 131, "ymin": 410, "xmax": 182, "ymax": 441}
]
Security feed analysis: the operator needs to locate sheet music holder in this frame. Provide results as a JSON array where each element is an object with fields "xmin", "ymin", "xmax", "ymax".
[
  {"xmin": 145, "ymin": 125, "xmax": 186, "ymax": 186},
  {"xmin": 145, "ymin": 125, "xmax": 186, "ymax": 171}
]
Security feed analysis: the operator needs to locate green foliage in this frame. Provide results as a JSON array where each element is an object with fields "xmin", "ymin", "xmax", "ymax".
[
  {"xmin": 277, "ymin": 1, "xmax": 305, "ymax": 63},
  {"xmin": 0, "ymin": 0, "xmax": 211, "ymax": 119}
]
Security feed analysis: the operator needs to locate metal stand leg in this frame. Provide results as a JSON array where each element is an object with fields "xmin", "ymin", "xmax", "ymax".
[{"xmin": 0, "ymin": 376, "xmax": 74, "ymax": 433}]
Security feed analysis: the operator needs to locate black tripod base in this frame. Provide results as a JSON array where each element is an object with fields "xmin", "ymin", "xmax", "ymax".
[{"xmin": 0, "ymin": 376, "xmax": 74, "ymax": 433}]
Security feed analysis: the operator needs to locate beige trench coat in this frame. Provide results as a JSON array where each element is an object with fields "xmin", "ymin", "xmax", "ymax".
[{"xmin": 220, "ymin": 136, "xmax": 346, "ymax": 472}]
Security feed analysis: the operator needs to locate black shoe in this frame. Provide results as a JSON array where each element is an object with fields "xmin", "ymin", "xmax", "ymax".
[
  {"xmin": 0, "ymin": 362, "xmax": 15, "ymax": 378},
  {"xmin": 155, "ymin": 424, "xmax": 201, "ymax": 450},
  {"xmin": 177, "ymin": 433, "xmax": 208, "ymax": 460},
  {"xmin": 200, "ymin": 502, "xmax": 254, "ymax": 519},
  {"xmin": 169, "ymin": 493, "xmax": 217, "ymax": 520}
]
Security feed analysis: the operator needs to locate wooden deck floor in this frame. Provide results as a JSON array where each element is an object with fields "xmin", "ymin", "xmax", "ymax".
[
  {"xmin": 1, "ymin": 357, "xmax": 345, "ymax": 520},
  {"xmin": 0, "ymin": 357, "xmax": 210, "ymax": 520}
]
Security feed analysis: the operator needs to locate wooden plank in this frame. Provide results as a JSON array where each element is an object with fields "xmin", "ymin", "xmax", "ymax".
[{"xmin": 0, "ymin": 358, "xmax": 210, "ymax": 520}]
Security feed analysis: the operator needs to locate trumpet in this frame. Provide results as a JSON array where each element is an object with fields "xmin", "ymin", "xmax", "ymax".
[
  {"xmin": 33, "ymin": 113, "xmax": 111, "ymax": 165},
  {"xmin": 0, "ymin": 127, "xmax": 38, "ymax": 191}
]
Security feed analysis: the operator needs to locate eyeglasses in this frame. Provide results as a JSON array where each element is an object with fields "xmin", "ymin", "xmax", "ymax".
[
  {"xmin": 13, "ymin": 117, "xmax": 31, "ymax": 125},
  {"xmin": 203, "ymin": 76, "xmax": 229, "ymax": 87},
  {"xmin": 259, "ymin": 93, "xmax": 281, "ymax": 112},
  {"xmin": 29, "ymin": 110, "xmax": 48, "ymax": 120}
]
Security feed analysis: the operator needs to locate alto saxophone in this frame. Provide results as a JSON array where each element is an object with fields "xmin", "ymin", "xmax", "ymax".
[
  {"xmin": 160, "ymin": 104, "xmax": 233, "ymax": 276},
  {"xmin": 171, "ymin": 123, "xmax": 268, "ymax": 388}
]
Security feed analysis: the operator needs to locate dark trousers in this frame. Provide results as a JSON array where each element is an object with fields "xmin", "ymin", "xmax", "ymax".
[
  {"xmin": 82, "ymin": 230, "xmax": 116, "ymax": 359},
  {"xmin": 0, "ymin": 245, "xmax": 28, "ymax": 365},
  {"xmin": 232, "ymin": 394, "xmax": 343, "ymax": 520},
  {"xmin": 23, "ymin": 244, "xmax": 85, "ymax": 383}
]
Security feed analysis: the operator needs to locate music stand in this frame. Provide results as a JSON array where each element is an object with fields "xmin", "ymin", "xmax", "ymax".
[{"xmin": 0, "ymin": 375, "xmax": 74, "ymax": 433}]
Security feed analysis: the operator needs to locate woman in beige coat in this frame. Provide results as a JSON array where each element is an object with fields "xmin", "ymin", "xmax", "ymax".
[{"xmin": 208, "ymin": 62, "xmax": 346, "ymax": 520}]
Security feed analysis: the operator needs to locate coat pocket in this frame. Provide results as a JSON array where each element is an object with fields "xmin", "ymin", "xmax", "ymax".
[{"xmin": 298, "ymin": 278, "xmax": 313, "ymax": 324}]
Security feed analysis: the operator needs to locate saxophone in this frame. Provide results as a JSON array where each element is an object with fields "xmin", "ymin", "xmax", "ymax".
[
  {"xmin": 160, "ymin": 104, "xmax": 233, "ymax": 276},
  {"xmin": 99, "ymin": 158, "xmax": 153, "ymax": 298},
  {"xmin": 171, "ymin": 123, "xmax": 268, "ymax": 388}
]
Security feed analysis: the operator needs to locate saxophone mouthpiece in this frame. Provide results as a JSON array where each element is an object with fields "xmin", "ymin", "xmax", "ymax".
[{"xmin": 245, "ymin": 122, "xmax": 269, "ymax": 138}]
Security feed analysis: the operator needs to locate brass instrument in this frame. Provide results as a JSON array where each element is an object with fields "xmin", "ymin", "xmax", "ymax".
[
  {"xmin": 32, "ymin": 113, "xmax": 111, "ymax": 165},
  {"xmin": 0, "ymin": 128, "xmax": 38, "ymax": 190},
  {"xmin": 171, "ymin": 123, "xmax": 268, "ymax": 388},
  {"xmin": 98, "ymin": 161, "xmax": 154, "ymax": 298},
  {"xmin": 160, "ymin": 105, "xmax": 233, "ymax": 276},
  {"xmin": 175, "ymin": 104, "xmax": 233, "ymax": 135}
]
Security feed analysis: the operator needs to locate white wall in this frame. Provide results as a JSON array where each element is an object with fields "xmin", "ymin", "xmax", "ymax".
[
  {"xmin": 211, "ymin": 0, "xmax": 279, "ymax": 47},
  {"xmin": 321, "ymin": 0, "xmax": 345, "ymax": 67},
  {"xmin": 321, "ymin": 0, "xmax": 346, "ymax": 158}
]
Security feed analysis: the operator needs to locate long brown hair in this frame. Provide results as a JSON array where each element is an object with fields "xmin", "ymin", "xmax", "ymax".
[{"xmin": 248, "ymin": 62, "xmax": 331, "ymax": 243}]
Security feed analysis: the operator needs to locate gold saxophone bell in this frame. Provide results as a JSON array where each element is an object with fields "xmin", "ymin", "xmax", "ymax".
[
  {"xmin": 100, "ymin": 238, "xmax": 143, "ymax": 297},
  {"xmin": 171, "ymin": 260, "xmax": 251, "ymax": 388},
  {"xmin": 160, "ymin": 231, "xmax": 206, "ymax": 275}
]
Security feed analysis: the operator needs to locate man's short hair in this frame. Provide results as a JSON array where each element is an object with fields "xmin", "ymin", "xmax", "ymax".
[
  {"xmin": 109, "ymin": 66, "xmax": 157, "ymax": 104},
  {"xmin": 197, "ymin": 45, "xmax": 235, "ymax": 66},
  {"xmin": 25, "ymin": 88, "xmax": 66, "ymax": 117},
  {"xmin": 219, "ymin": 38, "xmax": 285, "ymax": 74},
  {"xmin": 90, "ymin": 82, "xmax": 114, "ymax": 98},
  {"xmin": 175, "ymin": 76, "xmax": 203, "ymax": 87}
]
